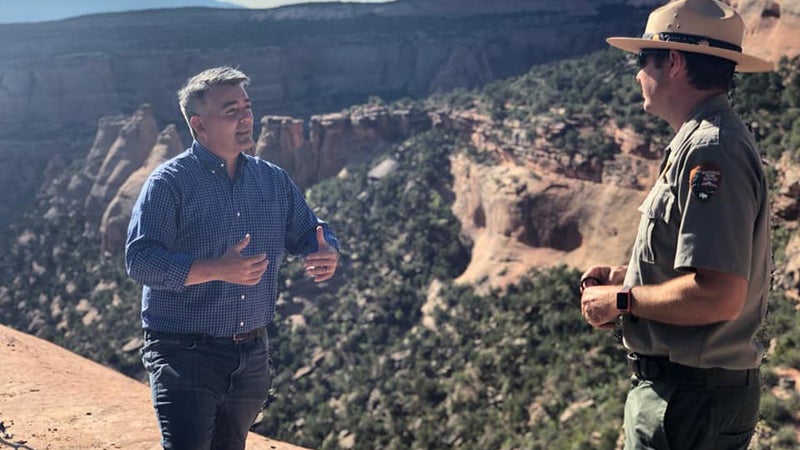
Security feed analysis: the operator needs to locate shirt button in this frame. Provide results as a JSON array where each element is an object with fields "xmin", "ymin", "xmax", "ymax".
[
  {"xmin": 220, "ymin": 163, "xmax": 225, "ymax": 168},
  {"xmin": 241, "ymin": 294, "xmax": 246, "ymax": 300},
  {"xmin": 236, "ymin": 212, "xmax": 241, "ymax": 217},
  {"xmin": 211, "ymin": 170, "xmax": 215, "ymax": 174},
  {"xmin": 239, "ymin": 321, "xmax": 244, "ymax": 327}
]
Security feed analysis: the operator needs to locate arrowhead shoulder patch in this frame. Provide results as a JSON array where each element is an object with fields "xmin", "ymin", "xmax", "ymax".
[{"xmin": 689, "ymin": 162, "xmax": 721, "ymax": 201}]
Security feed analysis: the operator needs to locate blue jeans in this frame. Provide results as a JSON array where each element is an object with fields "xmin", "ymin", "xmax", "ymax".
[{"xmin": 141, "ymin": 329, "xmax": 272, "ymax": 450}]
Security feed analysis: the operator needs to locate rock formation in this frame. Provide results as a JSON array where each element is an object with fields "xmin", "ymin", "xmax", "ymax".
[
  {"xmin": 43, "ymin": 103, "xmax": 435, "ymax": 256},
  {"xmin": 0, "ymin": 0, "xmax": 673, "ymax": 232},
  {"xmin": 6, "ymin": 0, "xmax": 796, "ymax": 233},
  {"xmin": 100, "ymin": 124, "xmax": 183, "ymax": 253},
  {"xmin": 39, "ymin": 115, "xmax": 129, "ymax": 225},
  {"xmin": 35, "ymin": 106, "xmax": 180, "ymax": 253},
  {"xmin": 259, "ymin": 103, "xmax": 659, "ymax": 289},
  {"xmin": 84, "ymin": 105, "xmax": 159, "ymax": 231},
  {"xmin": 256, "ymin": 105, "xmax": 432, "ymax": 188},
  {"xmin": 449, "ymin": 145, "xmax": 648, "ymax": 289},
  {"xmin": 37, "ymin": 90, "xmax": 800, "ymax": 294},
  {"xmin": 734, "ymin": 0, "xmax": 800, "ymax": 62}
]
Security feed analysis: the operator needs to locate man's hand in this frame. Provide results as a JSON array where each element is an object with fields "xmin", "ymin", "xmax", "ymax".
[
  {"xmin": 580, "ymin": 265, "xmax": 627, "ymax": 289},
  {"xmin": 186, "ymin": 234, "xmax": 269, "ymax": 286},
  {"xmin": 581, "ymin": 285, "xmax": 619, "ymax": 330},
  {"xmin": 217, "ymin": 234, "xmax": 269, "ymax": 285},
  {"xmin": 304, "ymin": 226, "xmax": 338, "ymax": 283},
  {"xmin": 579, "ymin": 264, "xmax": 627, "ymax": 330}
]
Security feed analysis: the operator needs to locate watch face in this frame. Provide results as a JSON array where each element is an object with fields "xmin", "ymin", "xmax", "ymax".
[{"xmin": 616, "ymin": 291, "xmax": 629, "ymax": 311}]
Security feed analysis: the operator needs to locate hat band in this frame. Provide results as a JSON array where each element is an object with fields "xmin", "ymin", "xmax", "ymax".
[{"xmin": 641, "ymin": 32, "xmax": 742, "ymax": 53}]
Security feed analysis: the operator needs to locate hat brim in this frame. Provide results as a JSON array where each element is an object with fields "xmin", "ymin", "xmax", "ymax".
[{"xmin": 607, "ymin": 37, "xmax": 774, "ymax": 73}]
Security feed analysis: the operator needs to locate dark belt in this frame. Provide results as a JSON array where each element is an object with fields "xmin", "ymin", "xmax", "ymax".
[
  {"xmin": 231, "ymin": 326, "xmax": 266, "ymax": 343},
  {"xmin": 627, "ymin": 353, "xmax": 758, "ymax": 388},
  {"xmin": 144, "ymin": 326, "xmax": 266, "ymax": 345}
]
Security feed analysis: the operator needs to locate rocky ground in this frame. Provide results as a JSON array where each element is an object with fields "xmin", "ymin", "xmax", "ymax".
[{"xmin": 0, "ymin": 325, "xmax": 308, "ymax": 450}]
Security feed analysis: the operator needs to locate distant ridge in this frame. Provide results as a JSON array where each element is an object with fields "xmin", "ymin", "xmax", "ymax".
[
  {"xmin": 0, "ymin": 0, "xmax": 240, "ymax": 24},
  {"xmin": 0, "ymin": 324, "xmax": 310, "ymax": 450}
]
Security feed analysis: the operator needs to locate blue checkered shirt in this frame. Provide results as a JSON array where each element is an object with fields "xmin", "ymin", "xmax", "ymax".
[{"xmin": 125, "ymin": 141, "xmax": 339, "ymax": 337}]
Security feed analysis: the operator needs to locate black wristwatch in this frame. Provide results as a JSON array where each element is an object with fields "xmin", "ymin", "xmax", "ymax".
[{"xmin": 616, "ymin": 286, "xmax": 633, "ymax": 314}]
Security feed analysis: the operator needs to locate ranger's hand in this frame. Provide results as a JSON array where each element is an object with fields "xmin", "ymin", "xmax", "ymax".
[
  {"xmin": 579, "ymin": 264, "xmax": 627, "ymax": 330},
  {"xmin": 580, "ymin": 265, "xmax": 627, "ymax": 290},
  {"xmin": 581, "ymin": 285, "xmax": 619, "ymax": 330}
]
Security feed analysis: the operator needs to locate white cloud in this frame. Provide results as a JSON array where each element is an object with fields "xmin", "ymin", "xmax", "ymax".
[{"xmin": 220, "ymin": 0, "xmax": 392, "ymax": 8}]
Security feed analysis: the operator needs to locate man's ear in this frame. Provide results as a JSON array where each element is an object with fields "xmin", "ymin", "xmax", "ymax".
[
  {"xmin": 667, "ymin": 50, "xmax": 686, "ymax": 78},
  {"xmin": 189, "ymin": 115, "xmax": 204, "ymax": 137}
]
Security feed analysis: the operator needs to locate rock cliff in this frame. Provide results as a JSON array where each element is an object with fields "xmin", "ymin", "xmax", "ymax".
[
  {"xmin": 0, "ymin": 0, "xmax": 661, "ymax": 140},
  {"xmin": 71, "ymin": 91, "xmax": 797, "ymax": 290},
  {"xmin": 12, "ymin": 0, "xmax": 800, "ymax": 282},
  {"xmin": 72, "ymin": 100, "xmax": 654, "ymax": 289},
  {"xmin": 38, "ymin": 105, "xmax": 181, "ymax": 253},
  {"xmin": 734, "ymin": 0, "xmax": 800, "ymax": 62},
  {"xmin": 84, "ymin": 104, "xmax": 160, "ymax": 231},
  {"xmin": 99, "ymin": 124, "xmax": 183, "ymax": 253},
  {"xmin": 3, "ymin": 0, "xmax": 786, "ymax": 139},
  {"xmin": 255, "ymin": 105, "xmax": 432, "ymax": 188},
  {"xmin": 0, "ymin": 0, "xmax": 671, "ymax": 231},
  {"xmin": 7, "ymin": 0, "xmax": 798, "ymax": 234}
]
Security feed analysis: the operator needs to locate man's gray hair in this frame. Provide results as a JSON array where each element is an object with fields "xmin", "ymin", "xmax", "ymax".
[{"xmin": 178, "ymin": 66, "xmax": 250, "ymax": 139}]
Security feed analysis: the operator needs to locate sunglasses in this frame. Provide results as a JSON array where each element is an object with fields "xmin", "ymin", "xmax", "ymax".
[{"xmin": 635, "ymin": 50, "xmax": 667, "ymax": 69}]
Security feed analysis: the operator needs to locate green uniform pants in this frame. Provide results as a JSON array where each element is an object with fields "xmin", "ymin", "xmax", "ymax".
[{"xmin": 623, "ymin": 375, "xmax": 760, "ymax": 450}]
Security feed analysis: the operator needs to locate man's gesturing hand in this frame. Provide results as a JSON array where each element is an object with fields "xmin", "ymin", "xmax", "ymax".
[
  {"xmin": 304, "ymin": 226, "xmax": 338, "ymax": 283},
  {"xmin": 216, "ymin": 234, "xmax": 269, "ymax": 285},
  {"xmin": 185, "ymin": 234, "xmax": 269, "ymax": 286}
]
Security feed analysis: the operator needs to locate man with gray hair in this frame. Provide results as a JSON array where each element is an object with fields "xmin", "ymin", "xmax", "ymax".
[{"xmin": 126, "ymin": 66, "xmax": 340, "ymax": 449}]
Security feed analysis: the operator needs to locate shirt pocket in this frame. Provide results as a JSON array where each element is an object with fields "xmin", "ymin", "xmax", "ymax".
[{"xmin": 635, "ymin": 183, "xmax": 675, "ymax": 265}]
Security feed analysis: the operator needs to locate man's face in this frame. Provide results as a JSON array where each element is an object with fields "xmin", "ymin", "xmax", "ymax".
[
  {"xmin": 635, "ymin": 51, "xmax": 669, "ymax": 118},
  {"xmin": 193, "ymin": 84, "xmax": 254, "ymax": 156}
]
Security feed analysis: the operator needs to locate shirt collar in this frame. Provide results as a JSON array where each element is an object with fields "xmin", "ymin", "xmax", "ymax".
[
  {"xmin": 190, "ymin": 141, "xmax": 249, "ymax": 175},
  {"xmin": 668, "ymin": 93, "xmax": 729, "ymax": 151}
]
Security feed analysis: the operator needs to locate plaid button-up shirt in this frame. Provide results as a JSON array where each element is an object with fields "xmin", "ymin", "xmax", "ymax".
[{"xmin": 126, "ymin": 141, "xmax": 339, "ymax": 337}]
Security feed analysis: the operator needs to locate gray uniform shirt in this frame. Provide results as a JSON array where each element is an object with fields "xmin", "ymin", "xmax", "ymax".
[{"xmin": 622, "ymin": 94, "xmax": 770, "ymax": 370}]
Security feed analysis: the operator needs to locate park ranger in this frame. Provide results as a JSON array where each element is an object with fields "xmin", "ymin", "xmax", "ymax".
[{"xmin": 579, "ymin": 1, "xmax": 773, "ymax": 449}]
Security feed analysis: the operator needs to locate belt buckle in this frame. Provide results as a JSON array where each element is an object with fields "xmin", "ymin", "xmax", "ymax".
[{"xmin": 232, "ymin": 331, "xmax": 250, "ymax": 343}]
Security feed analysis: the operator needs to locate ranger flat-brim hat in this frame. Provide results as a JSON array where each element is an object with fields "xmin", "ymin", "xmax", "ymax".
[{"xmin": 607, "ymin": 0, "xmax": 773, "ymax": 73}]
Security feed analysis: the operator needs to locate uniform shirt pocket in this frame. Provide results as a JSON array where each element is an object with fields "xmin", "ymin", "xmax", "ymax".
[{"xmin": 636, "ymin": 183, "xmax": 676, "ymax": 265}]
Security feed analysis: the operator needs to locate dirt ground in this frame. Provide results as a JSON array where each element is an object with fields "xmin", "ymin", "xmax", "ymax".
[{"xmin": 0, "ymin": 324, "xmax": 310, "ymax": 450}]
